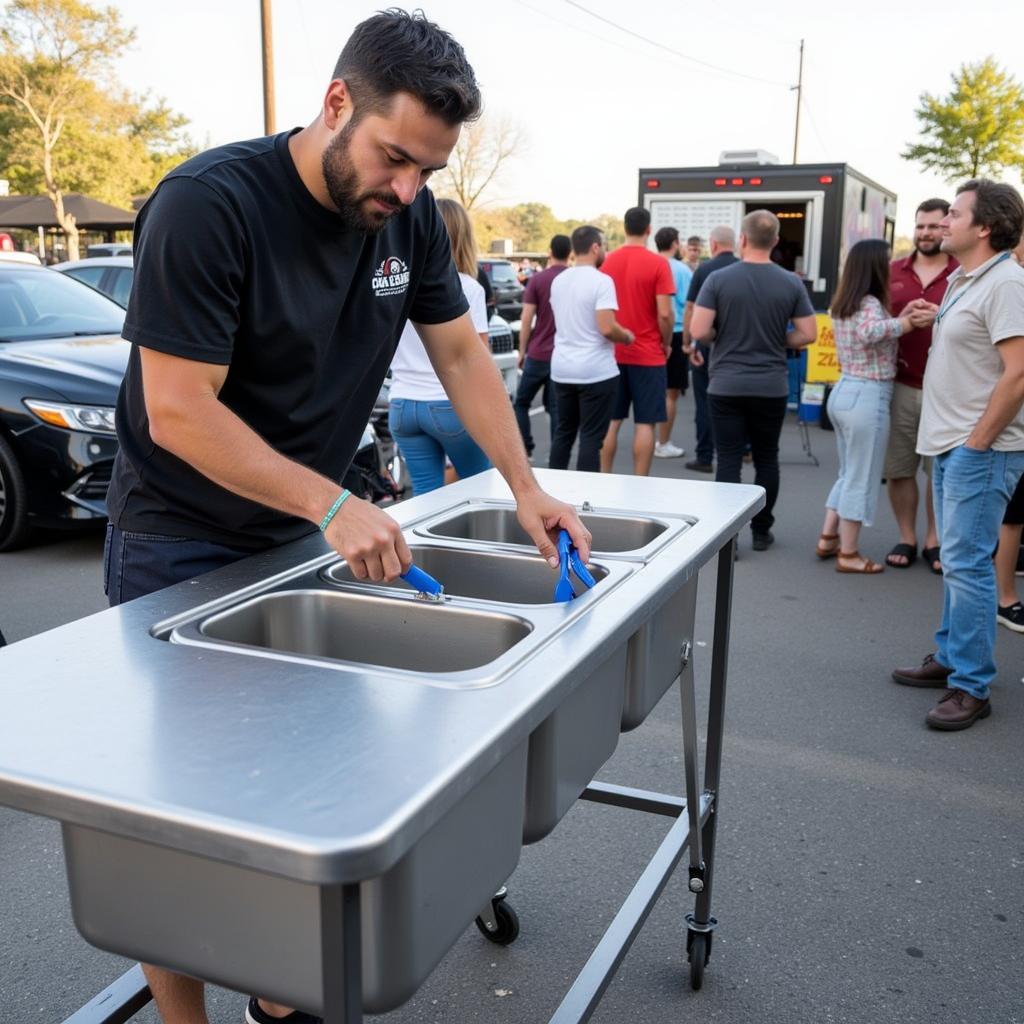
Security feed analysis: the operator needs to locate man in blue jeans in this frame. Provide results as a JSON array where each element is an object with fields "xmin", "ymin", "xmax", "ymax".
[{"xmin": 892, "ymin": 179, "xmax": 1024, "ymax": 730}]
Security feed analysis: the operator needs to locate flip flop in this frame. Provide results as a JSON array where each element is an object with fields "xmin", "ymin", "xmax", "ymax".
[
  {"xmin": 922, "ymin": 546, "xmax": 942, "ymax": 575},
  {"xmin": 885, "ymin": 543, "xmax": 917, "ymax": 568}
]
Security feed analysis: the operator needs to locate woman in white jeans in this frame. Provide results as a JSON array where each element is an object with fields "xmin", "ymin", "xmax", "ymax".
[{"xmin": 817, "ymin": 240, "xmax": 936, "ymax": 573}]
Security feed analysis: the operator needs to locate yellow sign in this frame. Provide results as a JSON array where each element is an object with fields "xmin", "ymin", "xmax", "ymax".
[{"xmin": 805, "ymin": 313, "xmax": 840, "ymax": 383}]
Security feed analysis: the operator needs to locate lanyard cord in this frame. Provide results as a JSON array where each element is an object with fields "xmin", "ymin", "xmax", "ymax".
[{"xmin": 935, "ymin": 252, "xmax": 1012, "ymax": 324}]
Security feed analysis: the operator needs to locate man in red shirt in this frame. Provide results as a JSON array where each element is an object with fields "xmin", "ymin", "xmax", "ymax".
[
  {"xmin": 885, "ymin": 198, "xmax": 958, "ymax": 572},
  {"xmin": 599, "ymin": 207, "xmax": 675, "ymax": 475}
]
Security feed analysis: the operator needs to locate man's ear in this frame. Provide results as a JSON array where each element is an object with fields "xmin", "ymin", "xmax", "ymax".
[{"xmin": 323, "ymin": 79, "xmax": 354, "ymax": 131}]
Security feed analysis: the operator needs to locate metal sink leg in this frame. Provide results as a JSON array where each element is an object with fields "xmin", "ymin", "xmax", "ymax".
[{"xmin": 321, "ymin": 884, "xmax": 363, "ymax": 1024}]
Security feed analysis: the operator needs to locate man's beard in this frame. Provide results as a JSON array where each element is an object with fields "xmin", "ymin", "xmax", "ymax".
[
  {"xmin": 322, "ymin": 122, "xmax": 406, "ymax": 234},
  {"xmin": 916, "ymin": 238, "xmax": 942, "ymax": 256}
]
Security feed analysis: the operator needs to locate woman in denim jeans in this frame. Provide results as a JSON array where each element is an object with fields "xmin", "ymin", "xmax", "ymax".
[
  {"xmin": 817, "ymin": 240, "xmax": 936, "ymax": 572},
  {"xmin": 389, "ymin": 199, "xmax": 492, "ymax": 494}
]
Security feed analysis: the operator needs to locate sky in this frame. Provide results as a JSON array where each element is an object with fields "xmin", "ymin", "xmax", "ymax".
[{"xmin": 110, "ymin": 0, "xmax": 1024, "ymax": 237}]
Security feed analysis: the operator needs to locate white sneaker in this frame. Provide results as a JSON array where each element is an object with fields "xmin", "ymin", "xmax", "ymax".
[{"xmin": 654, "ymin": 441, "xmax": 685, "ymax": 458}]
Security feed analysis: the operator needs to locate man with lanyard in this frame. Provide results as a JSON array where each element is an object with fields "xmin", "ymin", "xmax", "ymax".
[
  {"xmin": 682, "ymin": 225, "xmax": 739, "ymax": 473},
  {"xmin": 105, "ymin": 12, "xmax": 590, "ymax": 1024},
  {"xmin": 884, "ymin": 199, "xmax": 958, "ymax": 572},
  {"xmin": 513, "ymin": 234, "xmax": 571, "ymax": 459},
  {"xmin": 893, "ymin": 179, "xmax": 1024, "ymax": 730}
]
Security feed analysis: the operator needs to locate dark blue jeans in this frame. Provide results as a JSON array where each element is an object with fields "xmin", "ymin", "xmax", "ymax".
[
  {"xmin": 513, "ymin": 357, "xmax": 556, "ymax": 455},
  {"xmin": 103, "ymin": 524, "xmax": 254, "ymax": 606},
  {"xmin": 691, "ymin": 344, "xmax": 714, "ymax": 464}
]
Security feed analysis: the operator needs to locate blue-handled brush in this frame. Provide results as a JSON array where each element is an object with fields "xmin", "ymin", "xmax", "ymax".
[
  {"xmin": 400, "ymin": 565, "xmax": 445, "ymax": 601},
  {"xmin": 553, "ymin": 530, "xmax": 576, "ymax": 603}
]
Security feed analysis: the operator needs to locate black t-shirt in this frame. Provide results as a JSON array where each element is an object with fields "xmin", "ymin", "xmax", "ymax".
[
  {"xmin": 108, "ymin": 130, "xmax": 467, "ymax": 549},
  {"xmin": 685, "ymin": 251, "xmax": 740, "ymax": 304}
]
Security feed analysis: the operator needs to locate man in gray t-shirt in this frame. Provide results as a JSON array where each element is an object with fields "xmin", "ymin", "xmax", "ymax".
[{"xmin": 690, "ymin": 210, "xmax": 817, "ymax": 548}]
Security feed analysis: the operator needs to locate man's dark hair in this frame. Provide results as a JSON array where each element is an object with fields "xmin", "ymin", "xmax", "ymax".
[
  {"xmin": 550, "ymin": 234, "xmax": 572, "ymax": 261},
  {"xmin": 916, "ymin": 198, "xmax": 949, "ymax": 217},
  {"xmin": 571, "ymin": 225, "xmax": 603, "ymax": 256},
  {"xmin": 955, "ymin": 179, "xmax": 1024, "ymax": 252},
  {"xmin": 654, "ymin": 226, "xmax": 679, "ymax": 252},
  {"xmin": 742, "ymin": 209, "xmax": 780, "ymax": 250},
  {"xmin": 333, "ymin": 9, "xmax": 481, "ymax": 126},
  {"xmin": 686, "ymin": 235, "xmax": 702, "ymax": 246},
  {"xmin": 623, "ymin": 207, "xmax": 651, "ymax": 236}
]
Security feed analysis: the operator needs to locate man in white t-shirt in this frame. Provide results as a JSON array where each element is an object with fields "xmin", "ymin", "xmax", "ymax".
[
  {"xmin": 548, "ymin": 225, "xmax": 634, "ymax": 471},
  {"xmin": 892, "ymin": 179, "xmax": 1024, "ymax": 730}
]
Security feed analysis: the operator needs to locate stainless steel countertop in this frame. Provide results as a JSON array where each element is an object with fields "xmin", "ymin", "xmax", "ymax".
[{"xmin": 0, "ymin": 470, "xmax": 763, "ymax": 884}]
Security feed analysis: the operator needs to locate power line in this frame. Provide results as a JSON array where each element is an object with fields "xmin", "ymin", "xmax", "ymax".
[{"xmin": 562, "ymin": 0, "xmax": 791, "ymax": 88}]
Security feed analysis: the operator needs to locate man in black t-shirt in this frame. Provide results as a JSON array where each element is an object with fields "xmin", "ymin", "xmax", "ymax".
[
  {"xmin": 690, "ymin": 211, "xmax": 817, "ymax": 550},
  {"xmin": 682, "ymin": 225, "xmax": 739, "ymax": 471},
  {"xmin": 106, "ymin": 12, "xmax": 589, "ymax": 1024}
]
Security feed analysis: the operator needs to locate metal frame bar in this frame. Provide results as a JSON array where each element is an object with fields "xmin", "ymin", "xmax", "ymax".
[{"xmin": 62, "ymin": 537, "xmax": 738, "ymax": 1024}]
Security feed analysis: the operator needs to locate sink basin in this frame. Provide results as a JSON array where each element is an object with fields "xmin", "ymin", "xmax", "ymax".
[
  {"xmin": 323, "ymin": 546, "xmax": 610, "ymax": 605},
  {"xmin": 191, "ymin": 590, "xmax": 532, "ymax": 674},
  {"xmin": 420, "ymin": 505, "xmax": 678, "ymax": 556}
]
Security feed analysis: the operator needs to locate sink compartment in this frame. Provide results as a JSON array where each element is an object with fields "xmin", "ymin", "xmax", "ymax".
[
  {"xmin": 323, "ymin": 546, "xmax": 610, "ymax": 605},
  {"xmin": 622, "ymin": 576, "xmax": 699, "ymax": 730},
  {"xmin": 422, "ymin": 506, "xmax": 672, "ymax": 555},
  {"xmin": 523, "ymin": 644, "xmax": 627, "ymax": 843},
  {"xmin": 63, "ymin": 740, "xmax": 529, "ymax": 1015},
  {"xmin": 194, "ymin": 589, "xmax": 531, "ymax": 674}
]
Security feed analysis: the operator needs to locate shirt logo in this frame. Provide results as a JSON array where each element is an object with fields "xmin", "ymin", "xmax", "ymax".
[{"xmin": 372, "ymin": 256, "xmax": 410, "ymax": 297}]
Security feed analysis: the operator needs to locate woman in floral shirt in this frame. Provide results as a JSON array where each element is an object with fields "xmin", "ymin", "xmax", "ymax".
[{"xmin": 816, "ymin": 240, "xmax": 936, "ymax": 572}]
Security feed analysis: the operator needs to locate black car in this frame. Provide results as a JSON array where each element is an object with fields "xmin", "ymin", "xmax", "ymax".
[
  {"xmin": 0, "ymin": 262, "xmax": 127, "ymax": 550},
  {"xmin": 477, "ymin": 258, "xmax": 524, "ymax": 321}
]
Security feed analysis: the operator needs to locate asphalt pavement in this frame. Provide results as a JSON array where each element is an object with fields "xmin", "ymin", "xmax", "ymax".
[{"xmin": 1, "ymin": 405, "xmax": 1022, "ymax": 1024}]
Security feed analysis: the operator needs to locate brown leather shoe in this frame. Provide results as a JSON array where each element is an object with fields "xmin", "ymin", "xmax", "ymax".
[
  {"xmin": 926, "ymin": 688, "xmax": 992, "ymax": 731},
  {"xmin": 892, "ymin": 653, "xmax": 953, "ymax": 688}
]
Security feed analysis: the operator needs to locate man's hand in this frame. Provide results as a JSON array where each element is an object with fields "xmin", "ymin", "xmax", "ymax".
[
  {"xmin": 324, "ymin": 496, "xmax": 412, "ymax": 581},
  {"xmin": 516, "ymin": 488, "xmax": 592, "ymax": 567},
  {"xmin": 687, "ymin": 344, "xmax": 705, "ymax": 367}
]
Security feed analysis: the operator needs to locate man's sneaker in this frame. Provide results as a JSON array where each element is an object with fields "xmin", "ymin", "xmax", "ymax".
[
  {"xmin": 654, "ymin": 441, "xmax": 685, "ymax": 458},
  {"xmin": 891, "ymin": 652, "xmax": 953, "ymax": 687},
  {"xmin": 246, "ymin": 997, "xmax": 321, "ymax": 1024},
  {"xmin": 751, "ymin": 530, "xmax": 774, "ymax": 551},
  {"xmin": 997, "ymin": 602, "xmax": 1024, "ymax": 633},
  {"xmin": 685, "ymin": 459, "xmax": 713, "ymax": 473},
  {"xmin": 926, "ymin": 688, "xmax": 992, "ymax": 731}
]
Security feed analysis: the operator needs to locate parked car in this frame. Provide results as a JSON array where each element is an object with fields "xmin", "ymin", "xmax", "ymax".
[
  {"xmin": 0, "ymin": 262, "xmax": 127, "ymax": 550},
  {"xmin": 477, "ymin": 258, "xmax": 524, "ymax": 321},
  {"xmin": 87, "ymin": 243, "xmax": 133, "ymax": 258},
  {"xmin": 53, "ymin": 255, "xmax": 134, "ymax": 308}
]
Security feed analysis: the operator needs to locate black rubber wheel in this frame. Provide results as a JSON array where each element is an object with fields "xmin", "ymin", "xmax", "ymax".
[
  {"xmin": 0, "ymin": 433, "xmax": 31, "ymax": 552},
  {"xmin": 688, "ymin": 933, "xmax": 708, "ymax": 991},
  {"xmin": 475, "ymin": 899, "xmax": 520, "ymax": 945}
]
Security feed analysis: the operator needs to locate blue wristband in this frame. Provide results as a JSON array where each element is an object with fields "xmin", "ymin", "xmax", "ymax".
[{"xmin": 319, "ymin": 489, "xmax": 351, "ymax": 532}]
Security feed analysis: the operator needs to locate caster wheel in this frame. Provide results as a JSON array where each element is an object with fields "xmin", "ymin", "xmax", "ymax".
[
  {"xmin": 687, "ymin": 932, "xmax": 709, "ymax": 991},
  {"xmin": 475, "ymin": 898, "xmax": 520, "ymax": 945}
]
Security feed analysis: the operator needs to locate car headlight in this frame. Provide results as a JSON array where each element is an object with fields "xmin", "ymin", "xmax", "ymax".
[{"xmin": 23, "ymin": 399, "xmax": 117, "ymax": 434}]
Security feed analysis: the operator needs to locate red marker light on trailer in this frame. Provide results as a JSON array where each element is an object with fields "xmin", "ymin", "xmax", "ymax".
[
  {"xmin": 646, "ymin": 179, "xmax": 660, "ymax": 189},
  {"xmin": 731, "ymin": 178, "xmax": 744, "ymax": 186},
  {"xmin": 819, "ymin": 175, "xmax": 833, "ymax": 184},
  {"xmin": 714, "ymin": 178, "xmax": 727, "ymax": 186},
  {"xmin": 749, "ymin": 177, "xmax": 763, "ymax": 185}
]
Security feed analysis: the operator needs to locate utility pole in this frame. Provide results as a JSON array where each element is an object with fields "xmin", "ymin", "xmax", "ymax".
[
  {"xmin": 791, "ymin": 38, "xmax": 804, "ymax": 164},
  {"xmin": 260, "ymin": 0, "xmax": 276, "ymax": 135}
]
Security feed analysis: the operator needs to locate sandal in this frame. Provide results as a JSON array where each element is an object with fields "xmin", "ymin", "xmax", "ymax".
[
  {"xmin": 922, "ymin": 546, "xmax": 942, "ymax": 575},
  {"xmin": 816, "ymin": 533, "xmax": 840, "ymax": 559},
  {"xmin": 836, "ymin": 550, "xmax": 885, "ymax": 574},
  {"xmin": 885, "ymin": 543, "xmax": 917, "ymax": 568}
]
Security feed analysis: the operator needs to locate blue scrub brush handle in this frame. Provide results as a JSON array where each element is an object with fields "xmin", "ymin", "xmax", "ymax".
[
  {"xmin": 553, "ymin": 530, "xmax": 575, "ymax": 603},
  {"xmin": 400, "ymin": 565, "xmax": 444, "ymax": 598},
  {"xmin": 569, "ymin": 548, "xmax": 597, "ymax": 589}
]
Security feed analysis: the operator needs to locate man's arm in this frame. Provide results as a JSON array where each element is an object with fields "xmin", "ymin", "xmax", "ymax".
[
  {"xmin": 966, "ymin": 336, "xmax": 1024, "ymax": 450},
  {"xmin": 595, "ymin": 308, "xmax": 634, "ymax": 345},
  {"xmin": 141, "ymin": 349, "xmax": 411, "ymax": 581},
  {"xmin": 786, "ymin": 314, "xmax": 818, "ymax": 349},
  {"xmin": 518, "ymin": 301, "xmax": 537, "ymax": 367},
  {"xmin": 689, "ymin": 304, "xmax": 717, "ymax": 344},
  {"xmin": 656, "ymin": 293, "xmax": 674, "ymax": 356},
  {"xmin": 417, "ymin": 314, "xmax": 592, "ymax": 563}
]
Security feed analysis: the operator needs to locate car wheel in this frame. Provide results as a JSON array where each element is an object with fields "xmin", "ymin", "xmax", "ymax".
[{"xmin": 0, "ymin": 434, "xmax": 31, "ymax": 552}]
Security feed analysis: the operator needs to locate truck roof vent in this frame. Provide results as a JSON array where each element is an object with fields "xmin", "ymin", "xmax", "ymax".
[{"xmin": 718, "ymin": 149, "xmax": 780, "ymax": 166}]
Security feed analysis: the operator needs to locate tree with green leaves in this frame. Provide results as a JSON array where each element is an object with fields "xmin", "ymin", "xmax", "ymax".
[
  {"xmin": 903, "ymin": 57, "xmax": 1024, "ymax": 183},
  {"xmin": 0, "ymin": 0, "xmax": 193, "ymax": 259}
]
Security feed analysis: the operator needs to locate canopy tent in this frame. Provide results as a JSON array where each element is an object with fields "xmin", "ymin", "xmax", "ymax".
[{"xmin": 0, "ymin": 193, "xmax": 136, "ymax": 231}]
